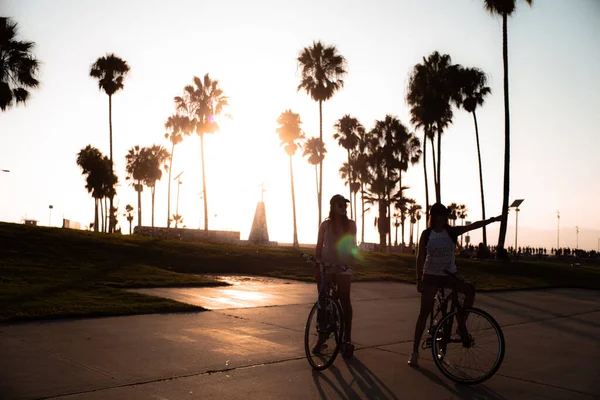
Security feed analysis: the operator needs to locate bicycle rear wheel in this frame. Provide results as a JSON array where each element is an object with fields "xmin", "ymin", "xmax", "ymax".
[
  {"xmin": 432, "ymin": 307, "xmax": 505, "ymax": 385},
  {"xmin": 304, "ymin": 296, "xmax": 343, "ymax": 370}
]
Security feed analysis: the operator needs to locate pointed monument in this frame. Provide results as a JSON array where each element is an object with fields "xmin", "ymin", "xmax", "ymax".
[{"xmin": 248, "ymin": 184, "xmax": 269, "ymax": 244}]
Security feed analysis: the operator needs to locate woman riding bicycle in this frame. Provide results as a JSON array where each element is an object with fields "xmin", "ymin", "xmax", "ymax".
[
  {"xmin": 314, "ymin": 194, "xmax": 357, "ymax": 355},
  {"xmin": 409, "ymin": 202, "xmax": 502, "ymax": 366}
]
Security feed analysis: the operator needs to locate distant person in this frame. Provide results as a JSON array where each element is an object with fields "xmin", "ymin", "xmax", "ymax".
[
  {"xmin": 408, "ymin": 203, "xmax": 502, "ymax": 367},
  {"xmin": 314, "ymin": 194, "xmax": 357, "ymax": 357}
]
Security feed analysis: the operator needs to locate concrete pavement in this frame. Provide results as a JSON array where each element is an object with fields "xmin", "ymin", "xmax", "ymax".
[{"xmin": 1, "ymin": 277, "xmax": 598, "ymax": 399}]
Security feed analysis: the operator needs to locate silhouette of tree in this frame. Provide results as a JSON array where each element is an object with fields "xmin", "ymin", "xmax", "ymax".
[
  {"xmin": 457, "ymin": 66, "xmax": 491, "ymax": 246},
  {"xmin": 124, "ymin": 204, "xmax": 134, "ymax": 234},
  {"xmin": 144, "ymin": 145, "xmax": 170, "ymax": 228},
  {"xmin": 483, "ymin": 0, "xmax": 533, "ymax": 252},
  {"xmin": 297, "ymin": 41, "xmax": 347, "ymax": 225},
  {"xmin": 164, "ymin": 114, "xmax": 191, "ymax": 227},
  {"xmin": 302, "ymin": 136, "xmax": 326, "ymax": 228},
  {"xmin": 125, "ymin": 146, "xmax": 148, "ymax": 227},
  {"xmin": 174, "ymin": 74, "xmax": 228, "ymax": 231},
  {"xmin": 334, "ymin": 115, "xmax": 362, "ymax": 219},
  {"xmin": 0, "ymin": 17, "xmax": 40, "ymax": 111},
  {"xmin": 277, "ymin": 110, "xmax": 304, "ymax": 247},
  {"xmin": 90, "ymin": 53, "xmax": 130, "ymax": 232}
]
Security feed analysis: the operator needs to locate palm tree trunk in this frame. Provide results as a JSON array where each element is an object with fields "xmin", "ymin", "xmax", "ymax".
[
  {"xmin": 410, "ymin": 219, "xmax": 414, "ymax": 247},
  {"xmin": 318, "ymin": 100, "xmax": 323, "ymax": 225},
  {"xmin": 353, "ymin": 190, "xmax": 358, "ymax": 226},
  {"xmin": 498, "ymin": 12, "xmax": 511, "ymax": 251},
  {"xmin": 137, "ymin": 182, "xmax": 142, "ymax": 227},
  {"xmin": 423, "ymin": 131, "xmax": 430, "ymax": 214},
  {"xmin": 429, "ymin": 136, "xmax": 438, "ymax": 203},
  {"xmin": 473, "ymin": 111, "xmax": 487, "ymax": 246},
  {"xmin": 100, "ymin": 198, "xmax": 105, "ymax": 233},
  {"xmin": 108, "ymin": 94, "xmax": 114, "ymax": 233},
  {"xmin": 394, "ymin": 223, "xmax": 398, "ymax": 247},
  {"xmin": 104, "ymin": 197, "xmax": 108, "ymax": 233},
  {"xmin": 94, "ymin": 199, "xmax": 99, "ymax": 232},
  {"xmin": 361, "ymin": 183, "xmax": 365, "ymax": 243},
  {"xmin": 401, "ymin": 218, "xmax": 406, "ymax": 250},
  {"xmin": 200, "ymin": 135, "xmax": 209, "ymax": 231},
  {"xmin": 151, "ymin": 185, "xmax": 155, "ymax": 228},
  {"xmin": 378, "ymin": 198, "xmax": 386, "ymax": 251},
  {"xmin": 290, "ymin": 155, "xmax": 299, "ymax": 247},
  {"xmin": 347, "ymin": 149, "xmax": 353, "ymax": 220},
  {"xmin": 437, "ymin": 125, "xmax": 442, "ymax": 203},
  {"xmin": 167, "ymin": 142, "xmax": 175, "ymax": 228},
  {"xmin": 129, "ymin": 218, "xmax": 132, "ymax": 235},
  {"xmin": 387, "ymin": 184, "xmax": 392, "ymax": 249}
]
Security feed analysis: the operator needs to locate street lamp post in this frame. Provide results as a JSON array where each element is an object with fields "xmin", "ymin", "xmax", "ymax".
[
  {"xmin": 173, "ymin": 171, "xmax": 184, "ymax": 228},
  {"xmin": 49, "ymin": 205, "xmax": 53, "ymax": 226},
  {"xmin": 556, "ymin": 211, "xmax": 560, "ymax": 251},
  {"xmin": 575, "ymin": 226, "xmax": 579, "ymax": 250},
  {"xmin": 510, "ymin": 199, "xmax": 524, "ymax": 257}
]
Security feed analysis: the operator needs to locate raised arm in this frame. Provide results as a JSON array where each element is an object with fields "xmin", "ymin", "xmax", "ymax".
[{"xmin": 452, "ymin": 215, "xmax": 503, "ymax": 236}]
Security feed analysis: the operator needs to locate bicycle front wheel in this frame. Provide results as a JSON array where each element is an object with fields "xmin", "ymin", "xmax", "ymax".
[
  {"xmin": 304, "ymin": 296, "xmax": 343, "ymax": 370},
  {"xmin": 432, "ymin": 307, "xmax": 505, "ymax": 385}
]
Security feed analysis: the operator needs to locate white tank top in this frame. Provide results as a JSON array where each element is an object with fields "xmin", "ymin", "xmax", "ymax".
[{"xmin": 424, "ymin": 229, "xmax": 457, "ymax": 276}]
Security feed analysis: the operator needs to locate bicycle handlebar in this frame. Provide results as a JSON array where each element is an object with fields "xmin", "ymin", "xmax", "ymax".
[{"xmin": 300, "ymin": 252, "xmax": 351, "ymax": 273}]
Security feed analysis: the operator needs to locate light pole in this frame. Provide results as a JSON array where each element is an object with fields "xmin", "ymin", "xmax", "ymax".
[
  {"xmin": 173, "ymin": 171, "xmax": 184, "ymax": 228},
  {"xmin": 49, "ymin": 205, "xmax": 53, "ymax": 226},
  {"xmin": 510, "ymin": 199, "xmax": 524, "ymax": 257},
  {"xmin": 575, "ymin": 226, "xmax": 579, "ymax": 250},
  {"xmin": 556, "ymin": 211, "xmax": 560, "ymax": 250}
]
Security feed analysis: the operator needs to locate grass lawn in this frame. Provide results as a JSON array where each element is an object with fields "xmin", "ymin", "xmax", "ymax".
[{"xmin": 1, "ymin": 222, "xmax": 598, "ymax": 322}]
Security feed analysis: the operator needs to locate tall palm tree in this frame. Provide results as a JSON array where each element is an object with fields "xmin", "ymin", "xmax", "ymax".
[
  {"xmin": 277, "ymin": 110, "xmax": 304, "ymax": 247},
  {"xmin": 407, "ymin": 52, "xmax": 461, "ymax": 204},
  {"xmin": 164, "ymin": 114, "xmax": 190, "ymax": 227},
  {"xmin": 302, "ymin": 136, "xmax": 326, "ymax": 227},
  {"xmin": 447, "ymin": 202, "xmax": 458, "ymax": 227},
  {"xmin": 297, "ymin": 41, "xmax": 347, "ymax": 224},
  {"xmin": 90, "ymin": 53, "xmax": 130, "ymax": 233},
  {"xmin": 484, "ymin": 0, "xmax": 533, "ymax": 252},
  {"xmin": 172, "ymin": 214, "xmax": 184, "ymax": 228},
  {"xmin": 408, "ymin": 203, "xmax": 422, "ymax": 247},
  {"xmin": 174, "ymin": 74, "xmax": 228, "ymax": 231},
  {"xmin": 76, "ymin": 145, "xmax": 104, "ymax": 232},
  {"xmin": 354, "ymin": 128, "xmax": 376, "ymax": 243},
  {"xmin": 333, "ymin": 115, "xmax": 362, "ymax": 219},
  {"xmin": 339, "ymin": 160, "xmax": 360, "ymax": 225},
  {"xmin": 459, "ymin": 66, "xmax": 491, "ymax": 246},
  {"xmin": 125, "ymin": 145, "xmax": 148, "ymax": 227},
  {"xmin": 0, "ymin": 17, "xmax": 40, "ymax": 111},
  {"xmin": 144, "ymin": 145, "xmax": 170, "ymax": 228},
  {"xmin": 124, "ymin": 204, "xmax": 134, "ymax": 234}
]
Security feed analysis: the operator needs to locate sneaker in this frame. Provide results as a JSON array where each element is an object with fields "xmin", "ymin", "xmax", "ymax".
[
  {"xmin": 312, "ymin": 341, "xmax": 328, "ymax": 354},
  {"xmin": 408, "ymin": 351, "xmax": 419, "ymax": 367}
]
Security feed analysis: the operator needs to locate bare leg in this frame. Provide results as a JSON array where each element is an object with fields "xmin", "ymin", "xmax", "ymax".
[
  {"xmin": 336, "ymin": 274, "xmax": 353, "ymax": 342},
  {"xmin": 412, "ymin": 285, "xmax": 437, "ymax": 353}
]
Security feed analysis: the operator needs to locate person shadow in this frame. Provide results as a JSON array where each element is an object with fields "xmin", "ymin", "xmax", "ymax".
[
  {"xmin": 311, "ymin": 356, "xmax": 399, "ymax": 400},
  {"xmin": 413, "ymin": 365, "xmax": 507, "ymax": 400}
]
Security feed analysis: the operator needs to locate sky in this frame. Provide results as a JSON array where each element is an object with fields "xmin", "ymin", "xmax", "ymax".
[{"xmin": 1, "ymin": 0, "xmax": 599, "ymax": 250}]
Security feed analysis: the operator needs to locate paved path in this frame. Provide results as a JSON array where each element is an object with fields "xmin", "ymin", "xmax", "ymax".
[{"xmin": 1, "ymin": 277, "xmax": 598, "ymax": 399}]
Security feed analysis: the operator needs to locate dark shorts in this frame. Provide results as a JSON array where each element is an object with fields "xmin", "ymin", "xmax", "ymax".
[{"xmin": 422, "ymin": 274, "xmax": 454, "ymax": 288}]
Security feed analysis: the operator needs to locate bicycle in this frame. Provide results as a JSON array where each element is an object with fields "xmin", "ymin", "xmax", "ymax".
[
  {"xmin": 421, "ymin": 270, "xmax": 505, "ymax": 384},
  {"xmin": 301, "ymin": 253, "xmax": 354, "ymax": 370}
]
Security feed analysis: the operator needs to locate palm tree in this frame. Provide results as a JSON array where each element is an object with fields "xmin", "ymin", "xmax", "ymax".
[
  {"xmin": 172, "ymin": 214, "xmax": 183, "ymax": 228},
  {"xmin": 125, "ymin": 146, "xmax": 148, "ymax": 227},
  {"xmin": 447, "ymin": 202, "xmax": 458, "ymax": 227},
  {"xmin": 458, "ymin": 66, "xmax": 491, "ymax": 246},
  {"xmin": 124, "ymin": 204, "xmax": 134, "ymax": 234},
  {"xmin": 76, "ymin": 145, "xmax": 104, "ymax": 232},
  {"xmin": 484, "ymin": 0, "xmax": 533, "ymax": 252},
  {"xmin": 277, "ymin": 110, "xmax": 304, "ymax": 247},
  {"xmin": 0, "ymin": 17, "xmax": 40, "ymax": 111},
  {"xmin": 164, "ymin": 114, "xmax": 190, "ymax": 227},
  {"xmin": 339, "ymin": 160, "xmax": 360, "ymax": 225},
  {"xmin": 302, "ymin": 136, "xmax": 326, "ymax": 227},
  {"xmin": 407, "ymin": 51, "xmax": 461, "ymax": 204},
  {"xmin": 354, "ymin": 128, "xmax": 377, "ymax": 244},
  {"xmin": 333, "ymin": 115, "xmax": 362, "ymax": 219},
  {"xmin": 174, "ymin": 74, "xmax": 228, "ymax": 231},
  {"xmin": 408, "ymin": 203, "xmax": 422, "ymax": 247},
  {"xmin": 395, "ymin": 197, "xmax": 415, "ymax": 249},
  {"xmin": 370, "ymin": 115, "xmax": 420, "ymax": 248},
  {"xmin": 90, "ymin": 53, "xmax": 130, "ymax": 233},
  {"xmin": 297, "ymin": 41, "xmax": 347, "ymax": 224},
  {"xmin": 144, "ymin": 145, "xmax": 170, "ymax": 228}
]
